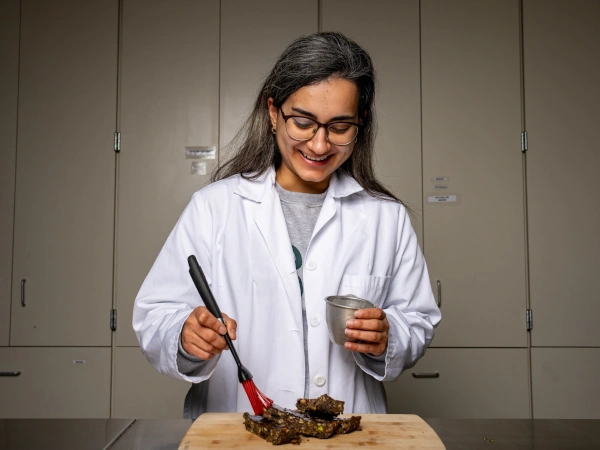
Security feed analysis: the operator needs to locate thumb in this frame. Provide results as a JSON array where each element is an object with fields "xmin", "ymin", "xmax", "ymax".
[{"xmin": 222, "ymin": 313, "xmax": 237, "ymax": 340}]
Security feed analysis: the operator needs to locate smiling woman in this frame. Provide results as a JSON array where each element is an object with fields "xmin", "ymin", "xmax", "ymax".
[
  {"xmin": 213, "ymin": 32, "xmax": 397, "ymax": 200},
  {"xmin": 133, "ymin": 32, "xmax": 441, "ymax": 419}
]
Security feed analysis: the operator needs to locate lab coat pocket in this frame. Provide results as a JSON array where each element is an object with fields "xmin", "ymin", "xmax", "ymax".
[{"xmin": 340, "ymin": 274, "xmax": 391, "ymax": 307}]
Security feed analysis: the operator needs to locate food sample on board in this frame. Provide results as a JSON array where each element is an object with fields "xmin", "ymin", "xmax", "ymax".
[
  {"xmin": 243, "ymin": 413, "xmax": 301, "ymax": 445},
  {"xmin": 243, "ymin": 394, "xmax": 361, "ymax": 445},
  {"xmin": 296, "ymin": 394, "xmax": 345, "ymax": 418}
]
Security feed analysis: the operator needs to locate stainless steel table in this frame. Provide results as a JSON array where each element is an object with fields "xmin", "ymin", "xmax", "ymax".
[
  {"xmin": 1, "ymin": 418, "xmax": 599, "ymax": 449},
  {"xmin": 107, "ymin": 420, "xmax": 192, "ymax": 450},
  {"xmin": 425, "ymin": 419, "xmax": 600, "ymax": 449},
  {"xmin": 0, "ymin": 419, "xmax": 134, "ymax": 450}
]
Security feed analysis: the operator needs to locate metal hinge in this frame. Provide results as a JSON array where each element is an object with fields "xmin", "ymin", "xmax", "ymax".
[
  {"xmin": 110, "ymin": 309, "xmax": 117, "ymax": 331},
  {"xmin": 114, "ymin": 132, "xmax": 121, "ymax": 153},
  {"xmin": 526, "ymin": 309, "xmax": 533, "ymax": 331},
  {"xmin": 521, "ymin": 131, "xmax": 528, "ymax": 152}
]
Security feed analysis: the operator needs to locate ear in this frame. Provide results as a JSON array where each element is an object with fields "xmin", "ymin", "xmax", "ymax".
[{"xmin": 267, "ymin": 98, "xmax": 278, "ymax": 128}]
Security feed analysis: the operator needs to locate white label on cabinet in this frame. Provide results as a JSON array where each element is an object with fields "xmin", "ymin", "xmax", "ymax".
[
  {"xmin": 435, "ymin": 185, "xmax": 448, "ymax": 189},
  {"xmin": 185, "ymin": 146, "xmax": 216, "ymax": 159},
  {"xmin": 428, "ymin": 195, "xmax": 457, "ymax": 203},
  {"xmin": 432, "ymin": 176, "xmax": 448, "ymax": 182},
  {"xmin": 191, "ymin": 162, "xmax": 207, "ymax": 175},
  {"xmin": 73, "ymin": 360, "xmax": 86, "ymax": 364}
]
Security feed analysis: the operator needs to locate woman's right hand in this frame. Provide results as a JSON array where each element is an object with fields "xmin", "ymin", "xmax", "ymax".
[{"xmin": 181, "ymin": 306, "xmax": 237, "ymax": 360}]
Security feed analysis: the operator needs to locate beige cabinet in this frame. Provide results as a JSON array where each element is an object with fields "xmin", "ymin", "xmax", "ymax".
[
  {"xmin": 10, "ymin": 0, "xmax": 118, "ymax": 346},
  {"xmin": 219, "ymin": 0, "xmax": 318, "ymax": 152},
  {"xmin": 531, "ymin": 348, "xmax": 600, "ymax": 419},
  {"xmin": 421, "ymin": 0, "xmax": 527, "ymax": 347},
  {"xmin": 321, "ymin": 0, "xmax": 423, "ymax": 243},
  {"xmin": 385, "ymin": 349, "xmax": 530, "ymax": 418},
  {"xmin": 0, "ymin": 0, "xmax": 20, "ymax": 347},
  {"xmin": 112, "ymin": 347, "xmax": 190, "ymax": 418},
  {"xmin": 0, "ymin": 348, "xmax": 111, "ymax": 418},
  {"xmin": 115, "ymin": 0, "xmax": 220, "ymax": 346},
  {"xmin": 524, "ymin": 0, "xmax": 600, "ymax": 347}
]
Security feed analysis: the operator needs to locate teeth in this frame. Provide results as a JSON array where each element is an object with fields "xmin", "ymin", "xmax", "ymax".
[{"xmin": 301, "ymin": 151, "xmax": 329, "ymax": 162}]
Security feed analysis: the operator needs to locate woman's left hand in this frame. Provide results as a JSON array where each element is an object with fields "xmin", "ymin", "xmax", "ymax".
[{"xmin": 344, "ymin": 308, "xmax": 389, "ymax": 356}]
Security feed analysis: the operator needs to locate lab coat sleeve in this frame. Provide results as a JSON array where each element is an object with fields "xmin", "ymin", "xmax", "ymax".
[
  {"xmin": 353, "ymin": 205, "xmax": 441, "ymax": 381},
  {"xmin": 132, "ymin": 191, "xmax": 221, "ymax": 383}
]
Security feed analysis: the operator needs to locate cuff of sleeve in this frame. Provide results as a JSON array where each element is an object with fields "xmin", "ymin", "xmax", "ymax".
[
  {"xmin": 367, "ymin": 350, "xmax": 387, "ymax": 361},
  {"xmin": 353, "ymin": 313, "xmax": 407, "ymax": 381},
  {"xmin": 354, "ymin": 347, "xmax": 388, "ymax": 379},
  {"xmin": 176, "ymin": 323, "xmax": 209, "ymax": 376}
]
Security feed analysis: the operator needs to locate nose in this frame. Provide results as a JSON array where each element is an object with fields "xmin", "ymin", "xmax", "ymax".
[{"xmin": 306, "ymin": 126, "xmax": 329, "ymax": 154}]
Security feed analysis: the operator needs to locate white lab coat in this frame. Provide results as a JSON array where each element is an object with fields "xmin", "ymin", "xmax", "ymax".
[{"xmin": 133, "ymin": 167, "xmax": 441, "ymax": 415}]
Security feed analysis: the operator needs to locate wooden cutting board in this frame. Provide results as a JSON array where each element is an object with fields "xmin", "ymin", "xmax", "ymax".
[{"xmin": 178, "ymin": 413, "xmax": 446, "ymax": 449}]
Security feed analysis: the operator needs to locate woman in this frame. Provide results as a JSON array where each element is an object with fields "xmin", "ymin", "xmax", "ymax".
[{"xmin": 133, "ymin": 32, "xmax": 441, "ymax": 419}]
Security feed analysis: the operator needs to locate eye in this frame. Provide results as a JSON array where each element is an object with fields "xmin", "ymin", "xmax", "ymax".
[
  {"xmin": 329, "ymin": 124, "xmax": 351, "ymax": 134},
  {"xmin": 292, "ymin": 117, "xmax": 315, "ymax": 129}
]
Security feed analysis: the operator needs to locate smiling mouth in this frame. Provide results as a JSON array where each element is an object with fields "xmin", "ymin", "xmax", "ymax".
[{"xmin": 300, "ymin": 151, "xmax": 331, "ymax": 162}]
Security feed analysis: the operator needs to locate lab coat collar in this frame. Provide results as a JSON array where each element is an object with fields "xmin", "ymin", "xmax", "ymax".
[{"xmin": 233, "ymin": 166, "xmax": 364, "ymax": 202}]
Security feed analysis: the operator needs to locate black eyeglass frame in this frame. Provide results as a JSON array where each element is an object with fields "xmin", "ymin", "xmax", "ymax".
[{"xmin": 279, "ymin": 109, "xmax": 360, "ymax": 146}]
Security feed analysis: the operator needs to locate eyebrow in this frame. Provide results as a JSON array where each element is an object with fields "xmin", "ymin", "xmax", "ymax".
[{"xmin": 290, "ymin": 106, "xmax": 356, "ymax": 122}]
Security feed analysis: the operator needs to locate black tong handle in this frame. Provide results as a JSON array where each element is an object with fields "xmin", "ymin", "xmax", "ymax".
[{"xmin": 187, "ymin": 255, "xmax": 252, "ymax": 382}]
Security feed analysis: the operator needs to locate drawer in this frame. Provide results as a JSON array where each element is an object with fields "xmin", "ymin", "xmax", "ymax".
[
  {"xmin": 113, "ymin": 347, "xmax": 190, "ymax": 419},
  {"xmin": 532, "ymin": 348, "xmax": 600, "ymax": 419},
  {"xmin": 0, "ymin": 347, "xmax": 110, "ymax": 418},
  {"xmin": 384, "ymin": 348, "xmax": 530, "ymax": 418}
]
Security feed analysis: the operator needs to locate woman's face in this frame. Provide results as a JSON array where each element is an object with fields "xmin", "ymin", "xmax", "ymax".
[{"xmin": 268, "ymin": 77, "xmax": 359, "ymax": 193}]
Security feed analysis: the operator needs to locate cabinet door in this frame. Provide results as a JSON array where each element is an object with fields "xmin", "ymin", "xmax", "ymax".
[
  {"xmin": 113, "ymin": 347, "xmax": 190, "ymax": 418},
  {"xmin": 524, "ymin": 0, "xmax": 600, "ymax": 346},
  {"xmin": 0, "ymin": 0, "xmax": 20, "ymax": 346},
  {"xmin": 0, "ymin": 348, "xmax": 111, "ymax": 418},
  {"xmin": 421, "ymin": 0, "xmax": 526, "ymax": 347},
  {"xmin": 385, "ymin": 349, "xmax": 530, "ymax": 418},
  {"xmin": 220, "ymin": 0, "xmax": 318, "ymax": 151},
  {"xmin": 532, "ymin": 348, "xmax": 600, "ymax": 419},
  {"xmin": 116, "ymin": 0, "xmax": 220, "ymax": 346},
  {"xmin": 321, "ymin": 0, "xmax": 423, "ymax": 243},
  {"xmin": 10, "ymin": 0, "xmax": 118, "ymax": 346}
]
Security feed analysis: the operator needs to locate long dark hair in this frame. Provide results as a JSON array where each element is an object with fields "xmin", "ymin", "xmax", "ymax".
[{"xmin": 212, "ymin": 32, "xmax": 400, "ymax": 202}]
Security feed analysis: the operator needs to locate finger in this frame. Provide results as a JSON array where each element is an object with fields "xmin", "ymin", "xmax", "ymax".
[
  {"xmin": 344, "ymin": 340, "xmax": 386, "ymax": 356},
  {"xmin": 197, "ymin": 326, "xmax": 229, "ymax": 351},
  {"xmin": 183, "ymin": 318, "xmax": 229, "ymax": 352},
  {"xmin": 183, "ymin": 341, "xmax": 218, "ymax": 360},
  {"xmin": 354, "ymin": 308, "xmax": 386, "ymax": 320},
  {"xmin": 345, "ymin": 328, "xmax": 385, "ymax": 344},
  {"xmin": 346, "ymin": 318, "xmax": 387, "ymax": 332},
  {"xmin": 222, "ymin": 313, "xmax": 237, "ymax": 340},
  {"xmin": 181, "ymin": 330, "xmax": 219, "ymax": 358},
  {"xmin": 182, "ymin": 325, "xmax": 227, "ymax": 354},
  {"xmin": 194, "ymin": 307, "xmax": 227, "ymax": 335}
]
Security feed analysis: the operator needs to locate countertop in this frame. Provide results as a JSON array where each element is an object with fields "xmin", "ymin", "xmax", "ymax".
[{"xmin": 1, "ymin": 418, "xmax": 599, "ymax": 450}]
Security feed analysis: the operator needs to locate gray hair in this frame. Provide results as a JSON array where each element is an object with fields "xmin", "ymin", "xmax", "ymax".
[{"xmin": 212, "ymin": 32, "xmax": 399, "ymax": 202}]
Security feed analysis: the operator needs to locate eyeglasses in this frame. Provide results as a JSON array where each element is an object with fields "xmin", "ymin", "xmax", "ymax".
[{"xmin": 280, "ymin": 110, "xmax": 360, "ymax": 146}]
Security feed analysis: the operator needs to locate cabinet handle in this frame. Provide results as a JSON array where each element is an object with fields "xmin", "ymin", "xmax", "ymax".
[
  {"xmin": 412, "ymin": 372, "xmax": 439, "ymax": 378},
  {"xmin": 436, "ymin": 280, "xmax": 441, "ymax": 307},
  {"xmin": 0, "ymin": 371, "xmax": 22, "ymax": 377},
  {"xmin": 21, "ymin": 279, "xmax": 26, "ymax": 307}
]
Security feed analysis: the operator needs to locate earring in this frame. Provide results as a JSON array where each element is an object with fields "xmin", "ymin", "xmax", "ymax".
[{"xmin": 272, "ymin": 126, "xmax": 276, "ymax": 135}]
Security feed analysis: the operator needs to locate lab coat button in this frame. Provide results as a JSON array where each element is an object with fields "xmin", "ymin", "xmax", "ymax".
[
  {"xmin": 310, "ymin": 316, "xmax": 320, "ymax": 327},
  {"xmin": 307, "ymin": 261, "xmax": 317, "ymax": 271},
  {"xmin": 314, "ymin": 375, "xmax": 326, "ymax": 387}
]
